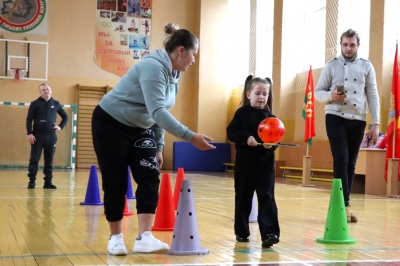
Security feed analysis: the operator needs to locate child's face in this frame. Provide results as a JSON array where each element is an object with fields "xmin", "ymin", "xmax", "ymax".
[{"xmin": 246, "ymin": 83, "xmax": 269, "ymax": 109}]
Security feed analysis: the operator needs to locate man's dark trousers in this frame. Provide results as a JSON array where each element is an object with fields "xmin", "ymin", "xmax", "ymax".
[{"xmin": 28, "ymin": 132, "xmax": 57, "ymax": 183}]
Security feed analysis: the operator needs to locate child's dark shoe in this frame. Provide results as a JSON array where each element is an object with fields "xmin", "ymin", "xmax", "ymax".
[
  {"xmin": 262, "ymin": 234, "xmax": 279, "ymax": 248},
  {"xmin": 236, "ymin": 236, "xmax": 249, "ymax": 242}
]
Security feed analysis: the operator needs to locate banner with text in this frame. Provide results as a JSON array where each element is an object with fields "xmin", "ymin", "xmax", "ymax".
[{"xmin": 95, "ymin": 0, "xmax": 152, "ymax": 77}]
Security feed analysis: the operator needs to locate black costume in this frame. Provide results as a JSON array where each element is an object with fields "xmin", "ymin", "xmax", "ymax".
[
  {"xmin": 227, "ymin": 105, "xmax": 280, "ymax": 242},
  {"xmin": 26, "ymin": 97, "xmax": 68, "ymax": 184}
]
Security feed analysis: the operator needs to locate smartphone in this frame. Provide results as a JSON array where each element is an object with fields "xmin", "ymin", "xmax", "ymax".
[{"xmin": 336, "ymin": 85, "xmax": 345, "ymax": 95}]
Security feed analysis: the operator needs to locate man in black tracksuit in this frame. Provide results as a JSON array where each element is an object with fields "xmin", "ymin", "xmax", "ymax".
[{"xmin": 26, "ymin": 84, "xmax": 68, "ymax": 189}]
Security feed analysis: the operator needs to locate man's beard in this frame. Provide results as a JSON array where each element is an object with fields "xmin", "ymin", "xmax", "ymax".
[{"xmin": 342, "ymin": 51, "xmax": 357, "ymax": 61}]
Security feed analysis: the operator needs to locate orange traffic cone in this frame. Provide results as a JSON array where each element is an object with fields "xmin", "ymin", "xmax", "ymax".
[
  {"xmin": 152, "ymin": 173, "xmax": 175, "ymax": 231},
  {"xmin": 173, "ymin": 168, "xmax": 185, "ymax": 210},
  {"xmin": 123, "ymin": 196, "xmax": 134, "ymax": 216}
]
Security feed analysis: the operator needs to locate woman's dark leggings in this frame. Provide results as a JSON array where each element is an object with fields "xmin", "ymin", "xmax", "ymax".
[
  {"xmin": 326, "ymin": 114, "xmax": 366, "ymax": 207},
  {"xmin": 92, "ymin": 105, "xmax": 160, "ymax": 222}
]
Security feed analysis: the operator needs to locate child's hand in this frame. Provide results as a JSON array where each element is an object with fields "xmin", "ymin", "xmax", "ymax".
[
  {"xmin": 263, "ymin": 143, "xmax": 272, "ymax": 149},
  {"xmin": 247, "ymin": 136, "xmax": 258, "ymax": 146}
]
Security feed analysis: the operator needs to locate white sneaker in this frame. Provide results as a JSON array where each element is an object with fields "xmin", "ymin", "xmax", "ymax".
[
  {"xmin": 132, "ymin": 231, "xmax": 169, "ymax": 253},
  {"xmin": 108, "ymin": 233, "xmax": 127, "ymax": 255}
]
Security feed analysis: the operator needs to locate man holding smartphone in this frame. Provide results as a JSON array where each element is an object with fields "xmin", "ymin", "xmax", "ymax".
[
  {"xmin": 315, "ymin": 29, "xmax": 380, "ymax": 223},
  {"xmin": 336, "ymin": 85, "xmax": 345, "ymax": 95}
]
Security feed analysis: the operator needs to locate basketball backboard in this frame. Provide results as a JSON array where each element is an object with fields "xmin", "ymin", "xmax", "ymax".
[{"xmin": 0, "ymin": 39, "xmax": 48, "ymax": 81}]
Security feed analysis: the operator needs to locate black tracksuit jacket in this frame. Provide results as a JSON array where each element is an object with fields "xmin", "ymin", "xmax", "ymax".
[{"xmin": 26, "ymin": 97, "xmax": 68, "ymax": 135}]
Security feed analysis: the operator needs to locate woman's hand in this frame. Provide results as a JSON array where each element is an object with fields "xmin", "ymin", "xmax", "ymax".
[
  {"xmin": 156, "ymin": 151, "xmax": 163, "ymax": 169},
  {"xmin": 190, "ymin": 133, "xmax": 216, "ymax": 150}
]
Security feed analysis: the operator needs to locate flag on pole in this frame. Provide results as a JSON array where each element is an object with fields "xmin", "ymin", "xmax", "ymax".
[
  {"xmin": 384, "ymin": 42, "xmax": 400, "ymax": 181},
  {"xmin": 302, "ymin": 65, "xmax": 316, "ymax": 144}
]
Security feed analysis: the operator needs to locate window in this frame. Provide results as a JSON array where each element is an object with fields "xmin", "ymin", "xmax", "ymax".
[
  {"xmin": 283, "ymin": 0, "xmax": 326, "ymax": 72},
  {"xmin": 337, "ymin": 0, "xmax": 370, "ymax": 59},
  {"xmin": 301, "ymin": 0, "xmax": 326, "ymax": 70},
  {"xmin": 256, "ymin": 0, "xmax": 274, "ymax": 78},
  {"xmin": 224, "ymin": 0, "xmax": 250, "ymax": 88}
]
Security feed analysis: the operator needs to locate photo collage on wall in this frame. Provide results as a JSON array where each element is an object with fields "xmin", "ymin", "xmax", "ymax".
[{"xmin": 97, "ymin": 0, "xmax": 151, "ymax": 60}]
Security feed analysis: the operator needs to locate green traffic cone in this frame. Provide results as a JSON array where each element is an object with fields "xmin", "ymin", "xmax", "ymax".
[{"xmin": 316, "ymin": 179, "xmax": 356, "ymax": 244}]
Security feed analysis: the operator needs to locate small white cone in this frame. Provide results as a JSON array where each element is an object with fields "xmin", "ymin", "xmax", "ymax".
[
  {"xmin": 232, "ymin": 192, "xmax": 258, "ymax": 223},
  {"xmin": 249, "ymin": 192, "xmax": 258, "ymax": 223}
]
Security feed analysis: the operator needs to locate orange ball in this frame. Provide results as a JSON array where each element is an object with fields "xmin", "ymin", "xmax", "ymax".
[{"xmin": 258, "ymin": 117, "xmax": 285, "ymax": 143}]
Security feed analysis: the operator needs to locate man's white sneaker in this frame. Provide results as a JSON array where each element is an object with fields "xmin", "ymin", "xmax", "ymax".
[
  {"xmin": 132, "ymin": 231, "xmax": 169, "ymax": 253},
  {"xmin": 108, "ymin": 233, "xmax": 128, "ymax": 255}
]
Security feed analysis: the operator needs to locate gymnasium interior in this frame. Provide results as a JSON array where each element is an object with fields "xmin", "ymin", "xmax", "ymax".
[{"xmin": 0, "ymin": 0, "xmax": 400, "ymax": 265}]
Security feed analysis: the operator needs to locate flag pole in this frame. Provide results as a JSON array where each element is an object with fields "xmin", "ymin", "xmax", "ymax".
[
  {"xmin": 392, "ymin": 120, "xmax": 395, "ymax": 159},
  {"xmin": 386, "ymin": 40, "xmax": 399, "ymax": 195},
  {"xmin": 393, "ymin": 39, "xmax": 398, "ymax": 159},
  {"xmin": 395, "ymin": 35, "xmax": 398, "ymax": 160},
  {"xmin": 302, "ymin": 65, "xmax": 315, "ymax": 187}
]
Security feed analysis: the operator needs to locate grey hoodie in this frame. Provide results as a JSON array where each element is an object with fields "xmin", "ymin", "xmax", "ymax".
[{"xmin": 99, "ymin": 49, "xmax": 195, "ymax": 151}]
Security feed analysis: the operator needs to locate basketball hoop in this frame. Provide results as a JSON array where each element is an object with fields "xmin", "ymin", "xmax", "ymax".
[{"xmin": 10, "ymin": 68, "xmax": 27, "ymax": 83}]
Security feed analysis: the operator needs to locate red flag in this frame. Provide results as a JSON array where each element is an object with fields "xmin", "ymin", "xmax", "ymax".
[
  {"xmin": 384, "ymin": 43, "xmax": 400, "ymax": 181},
  {"xmin": 302, "ymin": 65, "xmax": 316, "ymax": 144}
]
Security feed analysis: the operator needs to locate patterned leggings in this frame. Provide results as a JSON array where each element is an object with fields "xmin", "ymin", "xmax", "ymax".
[{"xmin": 92, "ymin": 105, "xmax": 160, "ymax": 222}]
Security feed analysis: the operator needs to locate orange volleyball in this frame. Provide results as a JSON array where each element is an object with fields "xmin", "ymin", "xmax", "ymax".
[{"xmin": 258, "ymin": 117, "xmax": 285, "ymax": 144}]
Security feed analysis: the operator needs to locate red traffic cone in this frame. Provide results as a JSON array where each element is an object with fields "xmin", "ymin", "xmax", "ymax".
[
  {"xmin": 173, "ymin": 168, "xmax": 185, "ymax": 210},
  {"xmin": 123, "ymin": 196, "xmax": 134, "ymax": 216},
  {"xmin": 152, "ymin": 173, "xmax": 175, "ymax": 231},
  {"xmin": 80, "ymin": 165, "xmax": 103, "ymax": 205}
]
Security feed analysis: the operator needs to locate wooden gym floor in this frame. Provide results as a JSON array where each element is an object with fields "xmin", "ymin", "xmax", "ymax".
[{"xmin": 0, "ymin": 169, "xmax": 399, "ymax": 266}]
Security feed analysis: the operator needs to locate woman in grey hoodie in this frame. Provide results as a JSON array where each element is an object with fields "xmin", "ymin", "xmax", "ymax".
[{"xmin": 92, "ymin": 23, "xmax": 216, "ymax": 255}]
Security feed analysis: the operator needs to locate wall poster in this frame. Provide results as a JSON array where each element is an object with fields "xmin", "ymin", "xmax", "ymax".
[{"xmin": 95, "ymin": 0, "xmax": 152, "ymax": 77}]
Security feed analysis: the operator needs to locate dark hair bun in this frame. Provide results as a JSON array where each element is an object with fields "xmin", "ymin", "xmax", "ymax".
[{"xmin": 164, "ymin": 23, "xmax": 179, "ymax": 34}]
